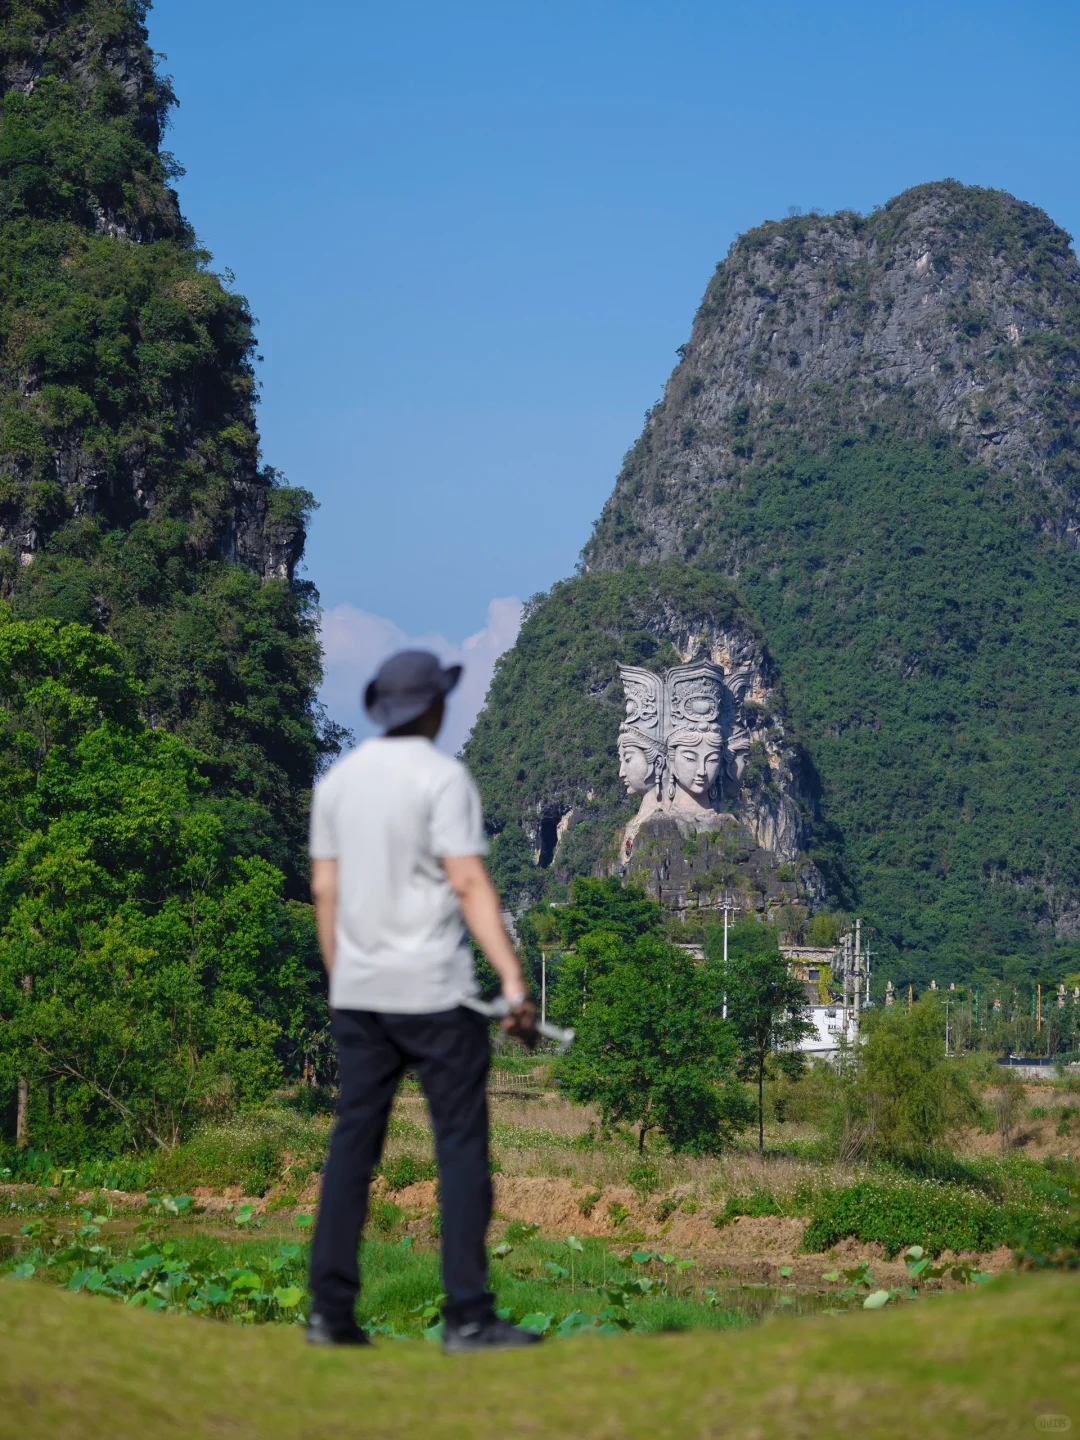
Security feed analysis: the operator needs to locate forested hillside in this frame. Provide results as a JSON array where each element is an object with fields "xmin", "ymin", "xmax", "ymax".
[
  {"xmin": 0, "ymin": 0, "xmax": 337, "ymax": 875},
  {"xmin": 465, "ymin": 562, "xmax": 819, "ymax": 904},
  {"xmin": 0, "ymin": 1, "xmax": 332, "ymax": 1153},
  {"xmin": 471, "ymin": 183, "xmax": 1080, "ymax": 992}
]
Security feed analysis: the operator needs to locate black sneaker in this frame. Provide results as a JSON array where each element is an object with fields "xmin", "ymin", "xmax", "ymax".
[
  {"xmin": 442, "ymin": 1317, "xmax": 544, "ymax": 1354},
  {"xmin": 305, "ymin": 1312, "xmax": 372, "ymax": 1347}
]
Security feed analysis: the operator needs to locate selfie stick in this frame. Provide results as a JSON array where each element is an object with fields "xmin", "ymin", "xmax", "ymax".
[{"xmin": 461, "ymin": 996, "xmax": 576, "ymax": 1054}]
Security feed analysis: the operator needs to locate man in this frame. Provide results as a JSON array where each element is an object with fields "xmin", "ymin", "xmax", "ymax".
[{"xmin": 306, "ymin": 649, "xmax": 541, "ymax": 1352}]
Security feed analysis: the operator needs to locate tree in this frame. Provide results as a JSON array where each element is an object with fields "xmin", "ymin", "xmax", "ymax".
[
  {"xmin": 556, "ymin": 934, "xmax": 748, "ymax": 1154},
  {"xmin": 851, "ymin": 998, "xmax": 976, "ymax": 1157},
  {"xmin": 706, "ymin": 920, "xmax": 814, "ymax": 1153},
  {"xmin": 0, "ymin": 617, "xmax": 323, "ymax": 1155},
  {"xmin": 486, "ymin": 824, "xmax": 541, "ymax": 908},
  {"xmin": 558, "ymin": 876, "xmax": 663, "ymax": 946}
]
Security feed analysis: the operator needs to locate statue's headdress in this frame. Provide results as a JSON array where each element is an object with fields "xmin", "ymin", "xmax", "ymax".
[
  {"xmin": 617, "ymin": 656, "xmax": 731, "ymax": 803},
  {"xmin": 618, "ymin": 664, "xmax": 666, "ymax": 797}
]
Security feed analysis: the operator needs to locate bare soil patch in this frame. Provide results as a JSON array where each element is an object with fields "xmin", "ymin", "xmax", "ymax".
[{"xmin": 382, "ymin": 1175, "xmax": 1015, "ymax": 1287}]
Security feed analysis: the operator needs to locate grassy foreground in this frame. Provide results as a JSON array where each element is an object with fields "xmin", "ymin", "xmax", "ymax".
[{"xmin": 0, "ymin": 1271, "xmax": 1077, "ymax": 1439}]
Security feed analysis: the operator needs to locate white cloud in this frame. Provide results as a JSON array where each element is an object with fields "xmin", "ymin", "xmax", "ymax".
[{"xmin": 319, "ymin": 597, "xmax": 523, "ymax": 756}]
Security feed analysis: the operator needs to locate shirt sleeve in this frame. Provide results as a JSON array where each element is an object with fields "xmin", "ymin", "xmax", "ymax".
[
  {"xmin": 430, "ymin": 763, "xmax": 489, "ymax": 858},
  {"xmin": 308, "ymin": 775, "xmax": 339, "ymax": 859}
]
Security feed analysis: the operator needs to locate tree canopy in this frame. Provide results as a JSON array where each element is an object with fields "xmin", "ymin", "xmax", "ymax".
[
  {"xmin": 554, "ymin": 932, "xmax": 749, "ymax": 1154},
  {"xmin": 705, "ymin": 919, "xmax": 814, "ymax": 1152},
  {"xmin": 0, "ymin": 615, "xmax": 322, "ymax": 1155}
]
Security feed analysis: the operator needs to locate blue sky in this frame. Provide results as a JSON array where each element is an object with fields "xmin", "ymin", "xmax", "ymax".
[{"xmin": 151, "ymin": 0, "xmax": 1080, "ymax": 746}]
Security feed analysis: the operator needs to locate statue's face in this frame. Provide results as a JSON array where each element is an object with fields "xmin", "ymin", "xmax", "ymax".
[
  {"xmin": 670, "ymin": 737, "xmax": 724, "ymax": 798},
  {"xmin": 618, "ymin": 737, "xmax": 656, "ymax": 795}
]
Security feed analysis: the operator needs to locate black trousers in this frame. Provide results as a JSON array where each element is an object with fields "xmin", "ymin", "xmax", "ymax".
[{"xmin": 308, "ymin": 1006, "xmax": 494, "ymax": 1327}]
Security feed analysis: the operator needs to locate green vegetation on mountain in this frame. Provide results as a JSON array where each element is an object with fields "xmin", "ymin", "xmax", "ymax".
[
  {"xmin": 0, "ymin": 1, "xmax": 331, "ymax": 1152},
  {"xmin": 475, "ymin": 182, "xmax": 1080, "ymax": 996},
  {"xmin": 695, "ymin": 431, "xmax": 1080, "ymax": 985},
  {"xmin": 465, "ymin": 562, "xmax": 761, "ymax": 893},
  {"xmin": 0, "ymin": 0, "xmax": 334, "ymax": 874}
]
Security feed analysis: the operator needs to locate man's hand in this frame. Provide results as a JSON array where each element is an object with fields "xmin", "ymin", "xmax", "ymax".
[{"xmin": 501, "ymin": 997, "xmax": 539, "ymax": 1051}]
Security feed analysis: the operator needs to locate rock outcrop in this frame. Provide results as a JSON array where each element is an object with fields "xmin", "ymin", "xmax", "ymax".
[
  {"xmin": 464, "ymin": 562, "xmax": 822, "ymax": 907},
  {"xmin": 587, "ymin": 182, "xmax": 1080, "ymax": 570},
  {"xmin": 474, "ymin": 182, "xmax": 1080, "ymax": 980}
]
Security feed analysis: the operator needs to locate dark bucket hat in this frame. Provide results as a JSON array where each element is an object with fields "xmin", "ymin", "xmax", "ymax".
[{"xmin": 364, "ymin": 649, "xmax": 463, "ymax": 730}]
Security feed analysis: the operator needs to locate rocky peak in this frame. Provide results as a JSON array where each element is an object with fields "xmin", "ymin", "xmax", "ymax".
[{"xmin": 587, "ymin": 181, "xmax": 1080, "ymax": 569}]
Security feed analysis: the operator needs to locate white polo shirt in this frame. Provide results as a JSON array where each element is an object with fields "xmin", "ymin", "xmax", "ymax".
[{"xmin": 309, "ymin": 736, "xmax": 488, "ymax": 1013}]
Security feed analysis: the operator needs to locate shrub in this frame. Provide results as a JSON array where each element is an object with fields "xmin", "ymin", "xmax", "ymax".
[
  {"xmin": 627, "ymin": 1162, "xmax": 660, "ymax": 1196},
  {"xmin": 836, "ymin": 999, "xmax": 980, "ymax": 1159},
  {"xmin": 714, "ymin": 1188, "xmax": 784, "ymax": 1227},
  {"xmin": 803, "ymin": 1178, "xmax": 1061, "ymax": 1257},
  {"xmin": 368, "ymin": 1200, "xmax": 404, "ymax": 1235},
  {"xmin": 380, "ymin": 1154, "xmax": 437, "ymax": 1191}
]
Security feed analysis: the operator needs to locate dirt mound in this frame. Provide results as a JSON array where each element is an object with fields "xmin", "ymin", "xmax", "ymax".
[{"xmin": 380, "ymin": 1175, "xmax": 1017, "ymax": 1287}]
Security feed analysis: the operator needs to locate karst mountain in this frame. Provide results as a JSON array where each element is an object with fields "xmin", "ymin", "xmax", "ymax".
[
  {"xmin": 0, "ymin": 0, "xmax": 333, "ymax": 879},
  {"xmin": 468, "ymin": 182, "xmax": 1080, "ymax": 989}
]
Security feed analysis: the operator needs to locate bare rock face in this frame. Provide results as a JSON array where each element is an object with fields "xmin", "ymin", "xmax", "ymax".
[{"xmin": 587, "ymin": 181, "xmax": 1080, "ymax": 569}]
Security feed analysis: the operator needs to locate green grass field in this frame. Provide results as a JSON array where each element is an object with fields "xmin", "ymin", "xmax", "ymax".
[{"xmin": 0, "ymin": 1269, "xmax": 1076, "ymax": 1438}]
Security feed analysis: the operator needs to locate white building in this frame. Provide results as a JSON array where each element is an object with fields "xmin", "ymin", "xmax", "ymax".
[{"xmin": 781, "ymin": 946, "xmax": 863, "ymax": 1059}]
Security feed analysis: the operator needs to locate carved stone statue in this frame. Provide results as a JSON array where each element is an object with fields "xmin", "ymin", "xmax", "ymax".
[
  {"xmin": 667, "ymin": 729, "xmax": 725, "ymax": 802},
  {"xmin": 616, "ymin": 665, "xmax": 667, "ymax": 799},
  {"xmin": 617, "ymin": 654, "xmax": 752, "ymax": 833}
]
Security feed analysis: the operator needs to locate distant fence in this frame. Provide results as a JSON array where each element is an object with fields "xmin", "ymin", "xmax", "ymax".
[
  {"xmin": 996, "ymin": 1058, "xmax": 1080, "ymax": 1081},
  {"xmin": 487, "ymin": 1069, "xmax": 546, "ymax": 1098}
]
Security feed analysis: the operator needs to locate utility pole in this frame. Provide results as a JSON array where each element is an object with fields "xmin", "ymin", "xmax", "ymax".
[
  {"xmin": 852, "ymin": 918, "xmax": 863, "ymax": 1024},
  {"xmin": 720, "ymin": 899, "xmax": 736, "ymax": 1020},
  {"xmin": 1037, "ymin": 983, "xmax": 1042, "ymax": 1035},
  {"xmin": 858, "ymin": 915, "xmax": 869, "ymax": 1019},
  {"xmin": 541, "ymin": 950, "xmax": 547, "ymax": 1027},
  {"xmin": 908, "ymin": 983, "xmax": 913, "ymax": 1014},
  {"xmin": 945, "ymin": 995, "xmax": 951, "ymax": 1057}
]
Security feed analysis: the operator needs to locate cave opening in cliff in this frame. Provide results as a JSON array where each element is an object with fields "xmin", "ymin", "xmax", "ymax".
[{"xmin": 537, "ymin": 815, "xmax": 560, "ymax": 869}]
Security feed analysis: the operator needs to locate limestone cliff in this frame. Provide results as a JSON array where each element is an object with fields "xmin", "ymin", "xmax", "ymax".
[
  {"xmin": 464, "ymin": 562, "xmax": 824, "ymax": 911},
  {"xmin": 587, "ymin": 182, "xmax": 1080, "ymax": 571},
  {"xmin": 0, "ymin": 0, "xmax": 330, "ymax": 874},
  {"xmin": 0, "ymin": 0, "xmax": 307, "ymax": 580},
  {"xmin": 473, "ymin": 183, "xmax": 1080, "ymax": 985}
]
